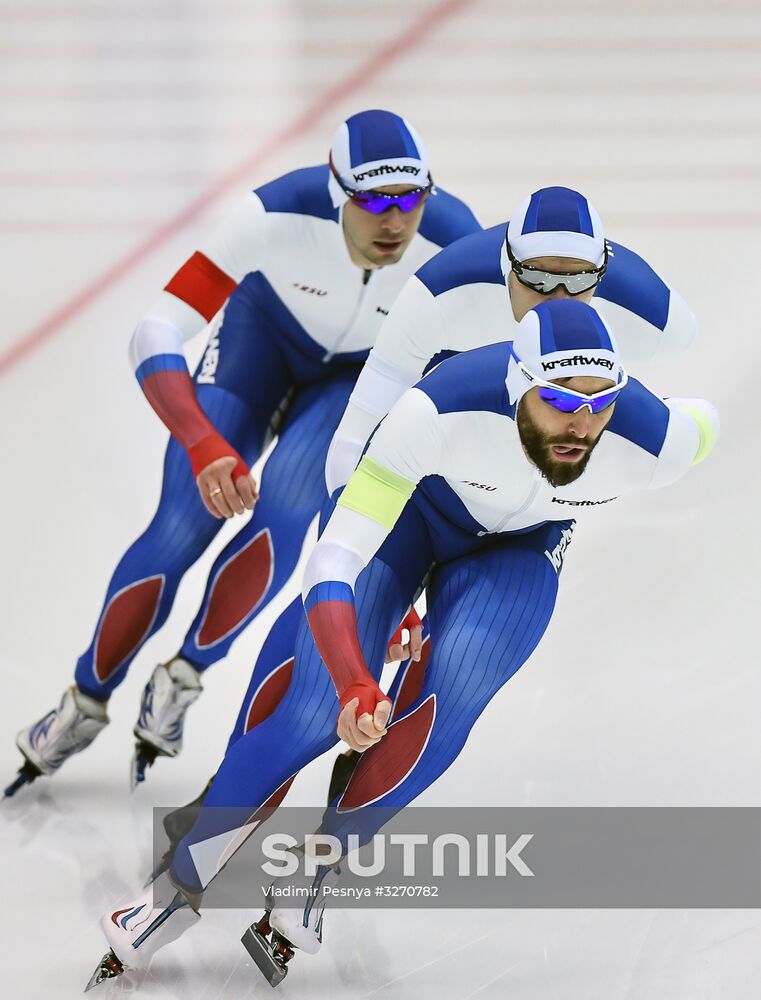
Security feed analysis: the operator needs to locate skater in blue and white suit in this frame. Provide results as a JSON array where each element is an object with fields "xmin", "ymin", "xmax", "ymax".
[
  {"xmin": 10, "ymin": 109, "xmax": 481, "ymax": 793},
  {"xmin": 92, "ymin": 297, "xmax": 717, "ymax": 982},
  {"xmin": 150, "ymin": 184, "xmax": 702, "ymax": 852}
]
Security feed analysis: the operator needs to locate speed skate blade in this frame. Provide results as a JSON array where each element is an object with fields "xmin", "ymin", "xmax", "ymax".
[
  {"xmin": 130, "ymin": 741, "xmax": 161, "ymax": 790},
  {"xmin": 143, "ymin": 848, "xmax": 173, "ymax": 889},
  {"xmin": 241, "ymin": 924, "xmax": 289, "ymax": 988},
  {"xmin": 84, "ymin": 949, "xmax": 124, "ymax": 991},
  {"xmin": 4, "ymin": 759, "xmax": 42, "ymax": 799}
]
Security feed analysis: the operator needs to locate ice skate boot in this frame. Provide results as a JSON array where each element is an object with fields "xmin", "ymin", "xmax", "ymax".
[
  {"xmin": 242, "ymin": 863, "xmax": 336, "ymax": 986},
  {"xmin": 5, "ymin": 686, "xmax": 109, "ymax": 797},
  {"xmin": 85, "ymin": 869, "xmax": 201, "ymax": 990},
  {"xmin": 131, "ymin": 658, "xmax": 202, "ymax": 787}
]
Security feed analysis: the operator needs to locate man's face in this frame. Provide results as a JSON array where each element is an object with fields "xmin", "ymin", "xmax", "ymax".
[
  {"xmin": 508, "ymin": 256, "xmax": 598, "ymax": 322},
  {"xmin": 342, "ymin": 184, "xmax": 429, "ymax": 269},
  {"xmin": 517, "ymin": 375, "xmax": 616, "ymax": 487}
]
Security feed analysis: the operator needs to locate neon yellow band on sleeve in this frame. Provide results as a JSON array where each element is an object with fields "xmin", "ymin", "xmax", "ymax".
[
  {"xmin": 338, "ymin": 456, "xmax": 416, "ymax": 529},
  {"xmin": 682, "ymin": 406, "xmax": 718, "ymax": 465}
]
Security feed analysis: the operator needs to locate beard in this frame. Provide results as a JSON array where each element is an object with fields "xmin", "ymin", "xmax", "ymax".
[{"xmin": 517, "ymin": 402, "xmax": 601, "ymax": 487}]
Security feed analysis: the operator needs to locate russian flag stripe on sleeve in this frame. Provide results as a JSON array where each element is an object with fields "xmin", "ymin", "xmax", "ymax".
[
  {"xmin": 140, "ymin": 368, "xmax": 218, "ymax": 450},
  {"xmin": 135, "ymin": 353, "xmax": 188, "ymax": 387},
  {"xmin": 306, "ymin": 596, "xmax": 372, "ymax": 703},
  {"xmin": 164, "ymin": 252, "xmax": 238, "ymax": 322},
  {"xmin": 304, "ymin": 581, "xmax": 354, "ymax": 614}
]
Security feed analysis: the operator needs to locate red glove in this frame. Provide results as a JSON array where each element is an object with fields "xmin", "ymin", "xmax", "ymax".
[
  {"xmin": 340, "ymin": 678, "xmax": 392, "ymax": 720},
  {"xmin": 188, "ymin": 431, "xmax": 250, "ymax": 481},
  {"xmin": 387, "ymin": 607, "xmax": 423, "ymax": 656}
]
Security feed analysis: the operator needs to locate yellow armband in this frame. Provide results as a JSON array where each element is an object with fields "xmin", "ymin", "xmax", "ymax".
[
  {"xmin": 681, "ymin": 405, "xmax": 718, "ymax": 465},
  {"xmin": 338, "ymin": 457, "xmax": 416, "ymax": 529}
]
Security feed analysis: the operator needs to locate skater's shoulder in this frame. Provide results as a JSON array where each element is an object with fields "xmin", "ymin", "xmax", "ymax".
[
  {"xmin": 254, "ymin": 165, "xmax": 339, "ymax": 223},
  {"xmin": 606, "ymin": 377, "xmax": 671, "ymax": 456},
  {"xmin": 416, "ymin": 188, "xmax": 482, "ymax": 249},
  {"xmin": 595, "ymin": 239, "xmax": 671, "ymax": 330},
  {"xmin": 417, "ymin": 342, "xmax": 514, "ymax": 418},
  {"xmin": 416, "ymin": 224, "xmax": 507, "ymax": 297}
]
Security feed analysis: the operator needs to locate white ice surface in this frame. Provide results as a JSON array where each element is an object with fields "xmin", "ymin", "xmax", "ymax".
[{"xmin": 1, "ymin": 1, "xmax": 760, "ymax": 998}]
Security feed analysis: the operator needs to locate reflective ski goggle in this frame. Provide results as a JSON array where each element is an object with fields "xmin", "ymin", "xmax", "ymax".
[
  {"xmin": 519, "ymin": 362, "xmax": 627, "ymax": 413},
  {"xmin": 330, "ymin": 157, "xmax": 433, "ymax": 215},
  {"xmin": 507, "ymin": 239, "xmax": 608, "ymax": 295}
]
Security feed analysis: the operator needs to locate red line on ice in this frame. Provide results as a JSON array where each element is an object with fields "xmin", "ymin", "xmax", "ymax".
[{"xmin": 0, "ymin": 0, "xmax": 472, "ymax": 378}]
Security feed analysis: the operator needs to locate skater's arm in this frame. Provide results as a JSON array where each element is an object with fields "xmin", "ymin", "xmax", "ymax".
[
  {"xmin": 608, "ymin": 380, "xmax": 719, "ymax": 489},
  {"xmin": 325, "ymin": 277, "xmax": 445, "ymax": 494},
  {"xmin": 593, "ymin": 239, "xmax": 697, "ymax": 364},
  {"xmin": 305, "ymin": 390, "xmax": 442, "ymax": 742},
  {"xmin": 128, "ymin": 192, "xmax": 267, "ymax": 516},
  {"xmin": 650, "ymin": 396, "xmax": 720, "ymax": 487}
]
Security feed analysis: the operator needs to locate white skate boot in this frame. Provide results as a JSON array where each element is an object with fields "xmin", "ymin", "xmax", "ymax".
[
  {"xmin": 131, "ymin": 658, "xmax": 202, "ymax": 787},
  {"xmin": 86, "ymin": 870, "xmax": 201, "ymax": 990},
  {"xmin": 5, "ymin": 686, "xmax": 109, "ymax": 797},
  {"xmin": 269, "ymin": 865, "xmax": 334, "ymax": 955},
  {"xmin": 242, "ymin": 862, "xmax": 338, "ymax": 986}
]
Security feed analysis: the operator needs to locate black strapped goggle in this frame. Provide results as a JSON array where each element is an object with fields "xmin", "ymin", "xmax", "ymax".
[{"xmin": 506, "ymin": 238, "xmax": 608, "ymax": 295}]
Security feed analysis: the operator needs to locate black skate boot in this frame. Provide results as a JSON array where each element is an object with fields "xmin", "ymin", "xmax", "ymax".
[
  {"xmin": 144, "ymin": 775, "xmax": 215, "ymax": 885},
  {"xmin": 327, "ymin": 748, "xmax": 360, "ymax": 804}
]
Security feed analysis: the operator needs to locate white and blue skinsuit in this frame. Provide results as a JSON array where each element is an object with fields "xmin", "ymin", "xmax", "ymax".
[
  {"xmin": 225, "ymin": 185, "xmax": 697, "ymax": 752},
  {"xmin": 169, "ymin": 298, "xmax": 717, "ymax": 894},
  {"xmin": 71, "ymin": 111, "xmax": 480, "ymax": 700},
  {"xmin": 326, "ymin": 189, "xmax": 696, "ymax": 495}
]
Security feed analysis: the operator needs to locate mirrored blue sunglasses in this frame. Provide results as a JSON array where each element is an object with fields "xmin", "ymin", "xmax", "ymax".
[
  {"xmin": 330, "ymin": 157, "xmax": 433, "ymax": 215},
  {"xmin": 519, "ymin": 362, "xmax": 627, "ymax": 413}
]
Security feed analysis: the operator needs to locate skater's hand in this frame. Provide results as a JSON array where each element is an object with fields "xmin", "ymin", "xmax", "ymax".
[
  {"xmin": 188, "ymin": 431, "xmax": 258, "ymax": 519},
  {"xmin": 386, "ymin": 608, "xmax": 423, "ymax": 663},
  {"xmin": 197, "ymin": 456, "xmax": 258, "ymax": 519},
  {"xmin": 338, "ymin": 682, "xmax": 392, "ymax": 752}
]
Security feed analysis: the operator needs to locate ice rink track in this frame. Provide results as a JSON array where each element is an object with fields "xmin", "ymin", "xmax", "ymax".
[{"xmin": 1, "ymin": 0, "xmax": 759, "ymax": 997}]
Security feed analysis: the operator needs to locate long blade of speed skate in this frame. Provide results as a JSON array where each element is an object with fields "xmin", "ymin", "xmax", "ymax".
[
  {"xmin": 241, "ymin": 922, "xmax": 290, "ymax": 988},
  {"xmin": 130, "ymin": 741, "xmax": 161, "ymax": 789},
  {"xmin": 84, "ymin": 949, "xmax": 124, "ymax": 991},
  {"xmin": 3, "ymin": 760, "xmax": 42, "ymax": 799},
  {"xmin": 143, "ymin": 847, "xmax": 173, "ymax": 888}
]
